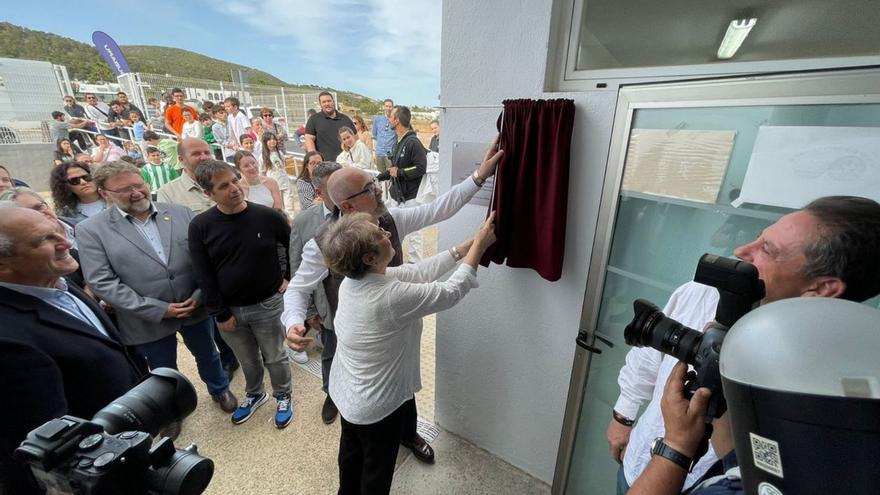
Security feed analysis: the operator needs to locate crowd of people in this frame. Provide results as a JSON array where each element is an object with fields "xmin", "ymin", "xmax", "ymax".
[{"xmin": 0, "ymin": 87, "xmax": 481, "ymax": 495}]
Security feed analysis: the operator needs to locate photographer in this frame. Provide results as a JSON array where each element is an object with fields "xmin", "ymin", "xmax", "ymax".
[
  {"xmin": 0, "ymin": 207, "xmax": 143, "ymax": 494},
  {"xmin": 611, "ymin": 196, "xmax": 880, "ymax": 493}
]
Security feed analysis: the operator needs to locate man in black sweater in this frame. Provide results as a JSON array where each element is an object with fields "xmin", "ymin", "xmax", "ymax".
[
  {"xmin": 376, "ymin": 105, "xmax": 427, "ymax": 261},
  {"xmin": 188, "ymin": 160, "xmax": 295, "ymax": 429}
]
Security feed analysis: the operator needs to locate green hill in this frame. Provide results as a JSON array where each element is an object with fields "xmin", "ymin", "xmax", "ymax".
[{"xmin": 0, "ymin": 22, "xmax": 383, "ymax": 113}]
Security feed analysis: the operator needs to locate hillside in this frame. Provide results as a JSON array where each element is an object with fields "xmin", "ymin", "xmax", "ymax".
[{"xmin": 0, "ymin": 22, "xmax": 384, "ymax": 113}]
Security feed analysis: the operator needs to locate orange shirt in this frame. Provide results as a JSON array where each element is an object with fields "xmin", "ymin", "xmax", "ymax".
[{"xmin": 165, "ymin": 104, "xmax": 200, "ymax": 136}]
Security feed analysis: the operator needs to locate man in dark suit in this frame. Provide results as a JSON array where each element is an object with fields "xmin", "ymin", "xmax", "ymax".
[{"xmin": 0, "ymin": 206, "xmax": 142, "ymax": 494}]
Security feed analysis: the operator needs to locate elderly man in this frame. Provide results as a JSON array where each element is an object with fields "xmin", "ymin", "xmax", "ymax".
[
  {"xmin": 76, "ymin": 162, "xmax": 237, "ymax": 425},
  {"xmin": 283, "ymin": 139, "xmax": 503, "ymax": 462},
  {"xmin": 0, "ymin": 206, "xmax": 142, "ymax": 494},
  {"xmin": 189, "ymin": 160, "xmax": 294, "ymax": 429},
  {"xmin": 155, "ymin": 139, "xmax": 239, "ymax": 379},
  {"xmin": 287, "ymin": 161, "xmax": 342, "ymax": 423},
  {"xmin": 611, "ymin": 196, "xmax": 880, "ymax": 493}
]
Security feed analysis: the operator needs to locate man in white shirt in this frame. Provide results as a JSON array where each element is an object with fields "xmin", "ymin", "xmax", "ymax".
[
  {"xmin": 609, "ymin": 196, "xmax": 880, "ymax": 493},
  {"xmin": 283, "ymin": 139, "xmax": 503, "ymax": 462},
  {"xmin": 84, "ymin": 93, "xmax": 115, "ymax": 138}
]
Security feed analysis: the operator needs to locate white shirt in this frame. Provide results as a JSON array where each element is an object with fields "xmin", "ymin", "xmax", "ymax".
[
  {"xmin": 336, "ymin": 141, "xmax": 372, "ymax": 170},
  {"xmin": 181, "ymin": 121, "xmax": 203, "ymax": 140},
  {"xmin": 85, "ymin": 102, "xmax": 112, "ymax": 129},
  {"xmin": 281, "ymin": 175, "xmax": 481, "ymax": 328},
  {"xmin": 616, "ymin": 281, "xmax": 720, "ymax": 489},
  {"xmin": 330, "ymin": 255, "xmax": 477, "ymax": 424},
  {"xmin": 118, "ymin": 205, "xmax": 166, "ymax": 263},
  {"xmin": 227, "ymin": 110, "xmax": 250, "ymax": 147}
]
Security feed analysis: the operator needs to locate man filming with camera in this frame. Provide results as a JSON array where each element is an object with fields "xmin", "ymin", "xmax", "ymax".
[
  {"xmin": 0, "ymin": 206, "xmax": 143, "ymax": 494},
  {"xmin": 610, "ymin": 196, "xmax": 880, "ymax": 493}
]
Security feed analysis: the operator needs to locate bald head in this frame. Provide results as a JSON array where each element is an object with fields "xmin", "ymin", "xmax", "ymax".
[
  {"xmin": 326, "ymin": 167, "xmax": 383, "ymax": 215},
  {"xmin": 178, "ymin": 138, "xmax": 213, "ymax": 176}
]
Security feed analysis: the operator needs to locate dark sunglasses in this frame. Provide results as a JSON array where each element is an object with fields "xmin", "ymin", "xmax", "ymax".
[
  {"xmin": 262, "ymin": 114, "xmax": 273, "ymax": 117},
  {"xmin": 344, "ymin": 180, "xmax": 378, "ymax": 201},
  {"xmin": 67, "ymin": 174, "xmax": 94, "ymax": 186}
]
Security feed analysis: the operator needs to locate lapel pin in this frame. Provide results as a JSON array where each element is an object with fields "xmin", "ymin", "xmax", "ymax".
[{"xmin": 163, "ymin": 216, "xmax": 171, "ymax": 222}]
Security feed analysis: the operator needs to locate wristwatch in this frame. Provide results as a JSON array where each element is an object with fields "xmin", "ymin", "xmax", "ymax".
[
  {"xmin": 472, "ymin": 170, "xmax": 486, "ymax": 187},
  {"xmin": 650, "ymin": 437, "xmax": 694, "ymax": 472}
]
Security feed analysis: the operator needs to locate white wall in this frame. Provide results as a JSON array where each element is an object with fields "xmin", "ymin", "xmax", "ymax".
[{"xmin": 435, "ymin": 0, "xmax": 618, "ymax": 483}]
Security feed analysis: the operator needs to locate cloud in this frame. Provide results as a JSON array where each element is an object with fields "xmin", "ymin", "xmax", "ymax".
[{"xmin": 207, "ymin": 0, "xmax": 440, "ymax": 104}]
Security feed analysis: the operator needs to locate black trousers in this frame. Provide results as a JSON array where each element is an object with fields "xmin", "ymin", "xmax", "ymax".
[{"xmin": 337, "ymin": 398, "xmax": 416, "ymax": 495}]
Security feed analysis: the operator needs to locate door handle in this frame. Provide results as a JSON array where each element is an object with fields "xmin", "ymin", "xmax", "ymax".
[{"xmin": 575, "ymin": 330, "xmax": 614, "ymax": 354}]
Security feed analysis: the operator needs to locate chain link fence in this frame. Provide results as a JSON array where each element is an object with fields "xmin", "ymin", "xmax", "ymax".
[{"xmin": 121, "ymin": 72, "xmax": 332, "ymax": 135}]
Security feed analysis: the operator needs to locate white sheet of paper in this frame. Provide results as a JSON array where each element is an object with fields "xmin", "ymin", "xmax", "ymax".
[
  {"xmin": 733, "ymin": 126, "xmax": 880, "ymax": 209},
  {"xmin": 451, "ymin": 141, "xmax": 495, "ymax": 207}
]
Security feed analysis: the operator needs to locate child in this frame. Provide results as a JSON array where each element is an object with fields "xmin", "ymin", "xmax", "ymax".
[
  {"xmin": 140, "ymin": 146, "xmax": 180, "ymax": 198},
  {"xmin": 124, "ymin": 141, "xmax": 144, "ymax": 162},
  {"xmin": 129, "ymin": 111, "xmax": 147, "ymax": 156},
  {"xmin": 200, "ymin": 113, "xmax": 222, "ymax": 160},
  {"xmin": 144, "ymin": 130, "xmax": 181, "ymax": 172},
  {"xmin": 181, "ymin": 108, "xmax": 203, "ymax": 139},
  {"xmin": 212, "ymin": 107, "xmax": 233, "ymax": 162}
]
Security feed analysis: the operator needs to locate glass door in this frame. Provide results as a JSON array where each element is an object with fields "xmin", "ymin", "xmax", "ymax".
[{"xmin": 554, "ymin": 68, "xmax": 880, "ymax": 494}]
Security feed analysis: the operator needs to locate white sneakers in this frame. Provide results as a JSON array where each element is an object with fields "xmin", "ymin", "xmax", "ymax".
[{"xmin": 287, "ymin": 348, "xmax": 309, "ymax": 364}]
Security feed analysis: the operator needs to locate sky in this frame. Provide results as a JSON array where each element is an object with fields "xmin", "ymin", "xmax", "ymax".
[{"xmin": 4, "ymin": 0, "xmax": 442, "ymax": 106}]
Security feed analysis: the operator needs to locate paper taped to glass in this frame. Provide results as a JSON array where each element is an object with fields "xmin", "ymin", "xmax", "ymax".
[
  {"xmin": 622, "ymin": 129, "xmax": 735, "ymax": 203},
  {"xmin": 733, "ymin": 126, "xmax": 880, "ymax": 209}
]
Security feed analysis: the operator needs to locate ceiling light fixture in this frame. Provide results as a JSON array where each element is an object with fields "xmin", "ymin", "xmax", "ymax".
[{"xmin": 717, "ymin": 18, "xmax": 757, "ymax": 60}]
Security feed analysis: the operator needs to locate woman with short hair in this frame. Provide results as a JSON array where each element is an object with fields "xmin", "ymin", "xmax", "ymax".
[
  {"xmin": 50, "ymin": 161, "xmax": 105, "ymax": 225},
  {"xmin": 90, "ymin": 134, "xmax": 125, "ymax": 165},
  {"xmin": 320, "ymin": 211, "xmax": 496, "ymax": 494}
]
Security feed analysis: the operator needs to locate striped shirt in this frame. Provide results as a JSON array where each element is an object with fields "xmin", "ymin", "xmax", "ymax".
[
  {"xmin": 295, "ymin": 178, "xmax": 316, "ymax": 210},
  {"xmin": 141, "ymin": 162, "xmax": 180, "ymax": 193}
]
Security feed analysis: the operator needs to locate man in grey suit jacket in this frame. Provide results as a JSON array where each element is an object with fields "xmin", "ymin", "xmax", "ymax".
[
  {"xmin": 288, "ymin": 161, "xmax": 341, "ymax": 424},
  {"xmin": 76, "ymin": 161, "xmax": 237, "ymax": 415}
]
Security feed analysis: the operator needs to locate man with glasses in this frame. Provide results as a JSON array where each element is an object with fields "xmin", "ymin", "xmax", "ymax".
[
  {"xmin": 76, "ymin": 161, "xmax": 238, "ymax": 440},
  {"xmin": 164, "ymin": 88, "xmax": 199, "ymax": 139},
  {"xmin": 282, "ymin": 139, "xmax": 504, "ymax": 462},
  {"xmin": 83, "ymin": 93, "xmax": 116, "ymax": 139}
]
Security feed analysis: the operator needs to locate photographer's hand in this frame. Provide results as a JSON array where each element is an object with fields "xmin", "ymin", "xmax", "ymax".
[
  {"xmin": 661, "ymin": 362, "xmax": 711, "ymax": 458},
  {"xmin": 626, "ymin": 362, "xmax": 711, "ymax": 495}
]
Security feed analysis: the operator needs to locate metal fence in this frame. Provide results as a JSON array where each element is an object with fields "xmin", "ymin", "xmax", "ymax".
[{"xmin": 119, "ymin": 72, "xmax": 333, "ymax": 135}]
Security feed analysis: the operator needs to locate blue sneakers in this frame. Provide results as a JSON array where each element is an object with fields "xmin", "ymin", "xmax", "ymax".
[
  {"xmin": 274, "ymin": 392, "xmax": 293, "ymax": 429},
  {"xmin": 231, "ymin": 392, "xmax": 268, "ymax": 424}
]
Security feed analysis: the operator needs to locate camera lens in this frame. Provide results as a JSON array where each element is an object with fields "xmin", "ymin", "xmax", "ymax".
[
  {"xmin": 145, "ymin": 446, "xmax": 214, "ymax": 495},
  {"xmin": 624, "ymin": 299, "xmax": 704, "ymax": 365},
  {"xmin": 92, "ymin": 368, "xmax": 198, "ymax": 436}
]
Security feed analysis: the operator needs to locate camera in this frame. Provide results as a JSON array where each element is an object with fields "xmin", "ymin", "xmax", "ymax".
[
  {"xmin": 14, "ymin": 368, "xmax": 213, "ymax": 495},
  {"xmin": 624, "ymin": 254, "xmax": 765, "ymax": 419}
]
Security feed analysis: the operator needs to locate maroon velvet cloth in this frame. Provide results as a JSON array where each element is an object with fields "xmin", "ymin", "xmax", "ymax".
[{"xmin": 480, "ymin": 98, "xmax": 575, "ymax": 281}]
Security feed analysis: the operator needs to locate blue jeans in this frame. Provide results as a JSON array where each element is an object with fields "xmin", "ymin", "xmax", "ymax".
[{"xmin": 135, "ymin": 317, "xmax": 230, "ymax": 396}]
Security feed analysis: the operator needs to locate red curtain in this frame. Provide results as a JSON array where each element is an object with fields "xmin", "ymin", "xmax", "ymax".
[{"xmin": 480, "ymin": 98, "xmax": 576, "ymax": 281}]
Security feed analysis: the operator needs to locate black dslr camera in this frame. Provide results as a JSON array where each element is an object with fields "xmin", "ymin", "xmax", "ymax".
[
  {"xmin": 624, "ymin": 254, "xmax": 765, "ymax": 419},
  {"xmin": 14, "ymin": 368, "xmax": 213, "ymax": 495}
]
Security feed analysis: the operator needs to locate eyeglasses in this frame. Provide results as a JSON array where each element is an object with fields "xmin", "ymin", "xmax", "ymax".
[
  {"xmin": 103, "ymin": 182, "xmax": 147, "ymax": 195},
  {"xmin": 67, "ymin": 174, "xmax": 94, "ymax": 186},
  {"xmin": 262, "ymin": 114, "xmax": 273, "ymax": 117},
  {"xmin": 344, "ymin": 180, "xmax": 378, "ymax": 201}
]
